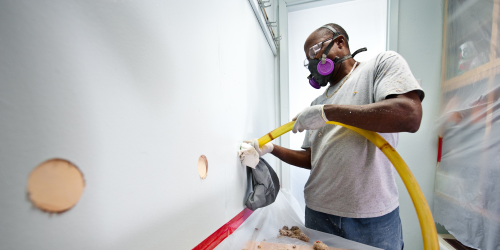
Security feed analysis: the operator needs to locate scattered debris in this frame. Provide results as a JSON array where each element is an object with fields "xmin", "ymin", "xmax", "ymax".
[
  {"xmin": 313, "ymin": 240, "xmax": 329, "ymax": 250},
  {"xmin": 257, "ymin": 245, "xmax": 261, "ymax": 249},
  {"xmin": 255, "ymin": 228, "xmax": 258, "ymax": 230},
  {"xmin": 278, "ymin": 225, "xmax": 310, "ymax": 242}
]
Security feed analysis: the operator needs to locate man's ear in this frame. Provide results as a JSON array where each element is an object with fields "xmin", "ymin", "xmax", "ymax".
[{"xmin": 336, "ymin": 35, "xmax": 346, "ymax": 50}]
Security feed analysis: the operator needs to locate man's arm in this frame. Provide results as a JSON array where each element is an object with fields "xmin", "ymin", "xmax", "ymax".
[
  {"xmin": 271, "ymin": 145, "xmax": 311, "ymax": 170},
  {"xmin": 323, "ymin": 91, "xmax": 422, "ymax": 133}
]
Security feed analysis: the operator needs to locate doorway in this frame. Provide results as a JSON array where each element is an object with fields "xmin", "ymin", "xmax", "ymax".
[{"xmin": 283, "ymin": 0, "xmax": 389, "ymax": 213}]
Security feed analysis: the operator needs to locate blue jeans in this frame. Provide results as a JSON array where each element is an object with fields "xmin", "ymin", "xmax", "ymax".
[{"xmin": 305, "ymin": 206, "xmax": 404, "ymax": 250}]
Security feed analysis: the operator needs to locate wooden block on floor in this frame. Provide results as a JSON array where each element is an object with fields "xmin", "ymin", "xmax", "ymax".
[{"xmin": 243, "ymin": 241, "xmax": 350, "ymax": 250}]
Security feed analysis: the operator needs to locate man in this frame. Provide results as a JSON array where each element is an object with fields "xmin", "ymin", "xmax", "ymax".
[{"xmin": 244, "ymin": 23, "xmax": 424, "ymax": 250}]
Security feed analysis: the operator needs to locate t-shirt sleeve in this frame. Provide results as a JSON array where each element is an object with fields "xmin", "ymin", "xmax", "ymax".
[
  {"xmin": 373, "ymin": 51, "xmax": 425, "ymax": 102},
  {"xmin": 301, "ymin": 130, "xmax": 312, "ymax": 149}
]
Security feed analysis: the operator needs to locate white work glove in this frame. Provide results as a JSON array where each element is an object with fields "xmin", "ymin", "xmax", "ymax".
[
  {"xmin": 238, "ymin": 139, "xmax": 274, "ymax": 169},
  {"xmin": 292, "ymin": 105, "xmax": 328, "ymax": 133},
  {"xmin": 246, "ymin": 138, "xmax": 274, "ymax": 156}
]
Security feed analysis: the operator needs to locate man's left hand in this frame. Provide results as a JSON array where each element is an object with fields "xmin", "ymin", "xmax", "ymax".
[
  {"xmin": 238, "ymin": 139, "xmax": 274, "ymax": 169},
  {"xmin": 292, "ymin": 105, "xmax": 328, "ymax": 133}
]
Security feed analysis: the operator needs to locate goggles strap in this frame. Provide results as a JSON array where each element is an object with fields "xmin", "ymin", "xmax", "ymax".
[{"xmin": 320, "ymin": 25, "xmax": 341, "ymax": 38}]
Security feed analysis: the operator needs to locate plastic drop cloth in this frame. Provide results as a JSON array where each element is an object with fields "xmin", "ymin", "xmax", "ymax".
[
  {"xmin": 436, "ymin": 1, "xmax": 500, "ymax": 249},
  {"xmin": 215, "ymin": 190, "xmax": 381, "ymax": 250}
]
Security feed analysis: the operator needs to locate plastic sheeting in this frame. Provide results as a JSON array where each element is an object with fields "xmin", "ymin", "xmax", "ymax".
[
  {"xmin": 435, "ymin": 1, "xmax": 500, "ymax": 249},
  {"xmin": 215, "ymin": 190, "xmax": 381, "ymax": 250}
]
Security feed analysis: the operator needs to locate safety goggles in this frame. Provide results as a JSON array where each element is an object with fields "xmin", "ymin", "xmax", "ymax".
[
  {"xmin": 307, "ymin": 37, "xmax": 334, "ymax": 59},
  {"xmin": 304, "ymin": 36, "xmax": 336, "ymax": 68}
]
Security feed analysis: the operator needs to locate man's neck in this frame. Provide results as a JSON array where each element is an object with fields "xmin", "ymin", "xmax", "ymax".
[{"xmin": 329, "ymin": 58, "xmax": 357, "ymax": 86}]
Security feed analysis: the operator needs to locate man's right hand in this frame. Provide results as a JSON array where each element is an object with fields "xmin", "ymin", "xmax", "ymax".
[{"xmin": 292, "ymin": 105, "xmax": 328, "ymax": 133}]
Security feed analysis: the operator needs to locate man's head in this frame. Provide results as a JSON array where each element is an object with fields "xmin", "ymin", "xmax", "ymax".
[
  {"xmin": 304, "ymin": 23, "xmax": 352, "ymax": 88},
  {"xmin": 304, "ymin": 23, "xmax": 350, "ymax": 61}
]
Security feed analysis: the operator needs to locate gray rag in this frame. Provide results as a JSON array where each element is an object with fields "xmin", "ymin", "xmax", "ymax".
[{"xmin": 245, "ymin": 158, "xmax": 280, "ymax": 211}]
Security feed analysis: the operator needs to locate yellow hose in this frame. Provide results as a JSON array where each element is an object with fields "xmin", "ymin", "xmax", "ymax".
[{"xmin": 258, "ymin": 121, "xmax": 438, "ymax": 250}]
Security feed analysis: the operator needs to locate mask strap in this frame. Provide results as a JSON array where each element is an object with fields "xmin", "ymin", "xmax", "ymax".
[
  {"xmin": 318, "ymin": 26, "xmax": 366, "ymax": 65},
  {"xmin": 334, "ymin": 55, "xmax": 351, "ymax": 64},
  {"xmin": 351, "ymin": 47, "xmax": 367, "ymax": 57},
  {"xmin": 333, "ymin": 47, "xmax": 368, "ymax": 64},
  {"xmin": 318, "ymin": 26, "xmax": 342, "ymax": 64},
  {"xmin": 321, "ymin": 34, "xmax": 339, "ymax": 64}
]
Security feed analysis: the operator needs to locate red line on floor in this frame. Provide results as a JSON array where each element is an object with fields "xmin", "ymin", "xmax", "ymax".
[
  {"xmin": 437, "ymin": 136, "xmax": 443, "ymax": 162},
  {"xmin": 192, "ymin": 208, "xmax": 254, "ymax": 250}
]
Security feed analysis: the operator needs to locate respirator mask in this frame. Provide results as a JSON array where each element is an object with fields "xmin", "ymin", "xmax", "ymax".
[{"xmin": 304, "ymin": 25, "xmax": 367, "ymax": 89}]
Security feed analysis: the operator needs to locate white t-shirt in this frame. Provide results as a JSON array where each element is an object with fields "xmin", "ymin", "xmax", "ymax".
[{"xmin": 301, "ymin": 51, "xmax": 424, "ymax": 218}]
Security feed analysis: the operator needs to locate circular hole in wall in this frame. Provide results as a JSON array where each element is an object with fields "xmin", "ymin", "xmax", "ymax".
[
  {"xmin": 198, "ymin": 155, "xmax": 208, "ymax": 179},
  {"xmin": 27, "ymin": 158, "xmax": 85, "ymax": 213}
]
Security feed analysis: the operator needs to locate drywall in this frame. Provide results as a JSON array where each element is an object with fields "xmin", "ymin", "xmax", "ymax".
[
  {"xmin": 0, "ymin": 0, "xmax": 277, "ymax": 249},
  {"xmin": 395, "ymin": 1, "xmax": 443, "ymax": 250},
  {"xmin": 287, "ymin": 0, "xmax": 387, "ymax": 214}
]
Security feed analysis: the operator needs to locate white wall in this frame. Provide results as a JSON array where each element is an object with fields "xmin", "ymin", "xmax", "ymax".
[
  {"xmin": 0, "ymin": 0, "xmax": 276, "ymax": 249},
  {"xmin": 287, "ymin": 0, "xmax": 387, "ymax": 213},
  {"xmin": 395, "ymin": 0, "xmax": 444, "ymax": 250}
]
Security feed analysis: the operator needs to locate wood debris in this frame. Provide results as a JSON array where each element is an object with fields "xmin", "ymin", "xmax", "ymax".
[
  {"xmin": 313, "ymin": 240, "xmax": 329, "ymax": 250},
  {"xmin": 278, "ymin": 225, "xmax": 310, "ymax": 242}
]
